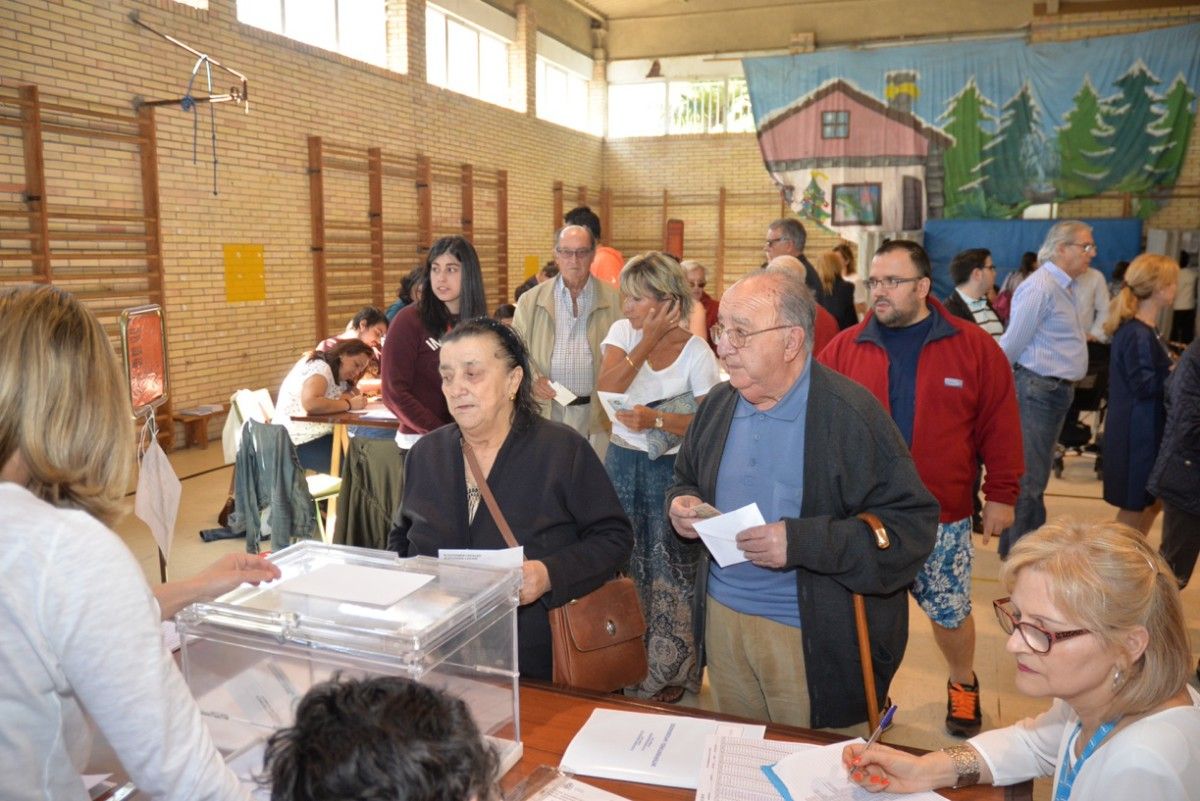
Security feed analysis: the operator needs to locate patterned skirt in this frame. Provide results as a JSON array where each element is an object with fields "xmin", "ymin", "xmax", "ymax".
[{"xmin": 604, "ymin": 442, "xmax": 703, "ymax": 696}]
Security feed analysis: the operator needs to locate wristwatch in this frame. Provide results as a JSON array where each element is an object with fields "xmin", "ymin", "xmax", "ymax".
[{"xmin": 654, "ymin": 413, "xmax": 665, "ymax": 429}]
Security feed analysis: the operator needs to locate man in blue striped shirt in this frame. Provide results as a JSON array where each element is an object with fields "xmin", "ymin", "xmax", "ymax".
[{"xmin": 998, "ymin": 221, "xmax": 1092, "ymax": 557}]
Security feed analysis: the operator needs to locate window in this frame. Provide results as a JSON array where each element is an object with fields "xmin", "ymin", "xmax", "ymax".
[
  {"xmin": 536, "ymin": 33, "xmax": 593, "ymax": 132},
  {"xmin": 426, "ymin": 4, "xmax": 512, "ymax": 108},
  {"xmin": 822, "ymin": 110, "xmax": 850, "ymax": 139},
  {"xmin": 237, "ymin": 0, "xmax": 386, "ymax": 68},
  {"xmin": 607, "ymin": 74, "xmax": 752, "ymax": 138}
]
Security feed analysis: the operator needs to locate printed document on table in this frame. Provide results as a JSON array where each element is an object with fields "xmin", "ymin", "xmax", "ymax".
[
  {"xmin": 695, "ymin": 735, "xmax": 818, "ymax": 801},
  {"xmin": 550, "ymin": 380, "xmax": 578, "ymax": 406},
  {"xmin": 438, "ymin": 546, "xmax": 524, "ymax": 569},
  {"xmin": 275, "ymin": 564, "xmax": 433, "ymax": 606},
  {"xmin": 560, "ymin": 708, "xmax": 765, "ymax": 789},
  {"xmin": 520, "ymin": 774, "xmax": 634, "ymax": 801},
  {"xmin": 692, "ymin": 503, "xmax": 765, "ymax": 567},
  {"xmin": 762, "ymin": 739, "xmax": 950, "ymax": 801}
]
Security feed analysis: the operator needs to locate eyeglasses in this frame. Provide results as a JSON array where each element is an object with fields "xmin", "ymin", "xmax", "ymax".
[
  {"xmin": 866, "ymin": 276, "xmax": 924, "ymax": 291},
  {"xmin": 554, "ymin": 247, "xmax": 594, "ymax": 261},
  {"xmin": 992, "ymin": 598, "xmax": 1091, "ymax": 654},
  {"xmin": 710, "ymin": 323, "xmax": 794, "ymax": 349},
  {"xmin": 1068, "ymin": 242, "xmax": 1097, "ymax": 254},
  {"xmin": 688, "ymin": 280, "xmax": 706, "ymax": 288},
  {"xmin": 764, "ymin": 237, "xmax": 784, "ymax": 248}
]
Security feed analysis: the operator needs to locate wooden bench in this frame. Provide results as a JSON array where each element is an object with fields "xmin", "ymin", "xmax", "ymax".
[{"xmin": 172, "ymin": 403, "xmax": 230, "ymax": 450}]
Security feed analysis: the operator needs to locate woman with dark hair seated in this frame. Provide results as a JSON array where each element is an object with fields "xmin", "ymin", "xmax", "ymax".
[
  {"xmin": 844, "ymin": 520, "xmax": 1200, "ymax": 798},
  {"xmin": 273, "ymin": 339, "xmax": 373, "ymax": 472},
  {"xmin": 389, "ymin": 317, "xmax": 633, "ymax": 680},
  {"xmin": 382, "ymin": 235, "xmax": 488, "ymax": 451},
  {"xmin": 264, "ymin": 675, "xmax": 498, "ymax": 801}
]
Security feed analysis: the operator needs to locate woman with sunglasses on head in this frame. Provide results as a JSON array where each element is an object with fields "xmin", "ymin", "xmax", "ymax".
[{"xmin": 842, "ymin": 519, "xmax": 1200, "ymax": 799}]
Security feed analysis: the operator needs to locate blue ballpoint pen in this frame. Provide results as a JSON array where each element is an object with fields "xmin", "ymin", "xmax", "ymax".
[{"xmin": 857, "ymin": 704, "xmax": 898, "ymax": 763}]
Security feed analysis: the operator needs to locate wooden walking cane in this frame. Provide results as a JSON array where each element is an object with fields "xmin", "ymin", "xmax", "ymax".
[{"xmin": 854, "ymin": 512, "xmax": 892, "ymax": 733}]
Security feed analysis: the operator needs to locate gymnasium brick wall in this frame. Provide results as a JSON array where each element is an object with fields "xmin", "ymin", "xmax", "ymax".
[{"xmin": 0, "ymin": 0, "xmax": 601, "ymax": 428}]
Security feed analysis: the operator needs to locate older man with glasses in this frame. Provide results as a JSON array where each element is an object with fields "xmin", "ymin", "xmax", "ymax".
[
  {"xmin": 668, "ymin": 266, "xmax": 938, "ymax": 730},
  {"xmin": 998, "ymin": 221, "xmax": 1093, "ymax": 558},
  {"xmin": 513, "ymin": 223, "xmax": 622, "ymax": 455}
]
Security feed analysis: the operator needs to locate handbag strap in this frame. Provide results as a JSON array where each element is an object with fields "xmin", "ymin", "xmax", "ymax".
[{"xmin": 462, "ymin": 440, "xmax": 519, "ymax": 550}]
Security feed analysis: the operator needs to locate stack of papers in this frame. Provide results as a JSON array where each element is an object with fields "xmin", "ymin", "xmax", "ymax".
[
  {"xmin": 762, "ymin": 740, "xmax": 951, "ymax": 801},
  {"xmin": 560, "ymin": 709, "xmax": 765, "ymax": 789}
]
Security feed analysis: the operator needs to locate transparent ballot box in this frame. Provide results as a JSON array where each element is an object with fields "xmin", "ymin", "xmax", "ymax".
[{"xmin": 176, "ymin": 541, "xmax": 523, "ymax": 779}]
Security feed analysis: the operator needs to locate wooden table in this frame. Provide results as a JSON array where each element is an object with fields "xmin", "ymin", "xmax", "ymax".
[
  {"xmin": 506, "ymin": 681, "xmax": 1032, "ymax": 801},
  {"xmin": 291, "ymin": 399, "xmax": 399, "ymax": 475}
]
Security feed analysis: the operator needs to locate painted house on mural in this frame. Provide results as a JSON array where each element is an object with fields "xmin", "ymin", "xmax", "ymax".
[{"xmin": 758, "ymin": 72, "xmax": 953, "ymax": 232}]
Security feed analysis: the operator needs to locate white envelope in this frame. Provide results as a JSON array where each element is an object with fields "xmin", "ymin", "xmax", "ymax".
[
  {"xmin": 692, "ymin": 503, "xmax": 766, "ymax": 568},
  {"xmin": 549, "ymin": 380, "xmax": 578, "ymax": 406}
]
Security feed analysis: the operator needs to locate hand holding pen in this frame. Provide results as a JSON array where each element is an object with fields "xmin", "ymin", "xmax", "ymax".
[{"xmin": 845, "ymin": 705, "xmax": 896, "ymax": 790}]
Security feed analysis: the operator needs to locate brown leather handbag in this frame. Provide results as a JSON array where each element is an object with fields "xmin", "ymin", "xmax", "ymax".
[{"xmin": 464, "ymin": 442, "xmax": 648, "ymax": 693}]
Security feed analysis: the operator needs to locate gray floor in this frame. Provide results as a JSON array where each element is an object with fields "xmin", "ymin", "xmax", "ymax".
[{"xmin": 114, "ymin": 440, "xmax": 1199, "ymax": 801}]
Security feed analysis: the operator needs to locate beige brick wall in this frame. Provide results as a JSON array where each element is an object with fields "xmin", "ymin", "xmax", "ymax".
[{"xmin": 0, "ymin": 0, "xmax": 601, "ymax": 424}]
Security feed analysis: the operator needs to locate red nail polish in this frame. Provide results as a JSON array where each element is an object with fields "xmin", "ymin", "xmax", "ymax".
[
  {"xmin": 870, "ymin": 776, "xmax": 881, "ymax": 784},
  {"xmin": 852, "ymin": 757, "xmax": 861, "ymax": 766}
]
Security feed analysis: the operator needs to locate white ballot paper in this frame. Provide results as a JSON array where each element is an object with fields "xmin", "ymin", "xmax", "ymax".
[
  {"xmin": 595, "ymin": 391, "xmax": 633, "ymax": 422},
  {"xmin": 438, "ymin": 546, "xmax": 524, "ymax": 568},
  {"xmin": 275, "ymin": 564, "xmax": 433, "ymax": 606},
  {"xmin": 695, "ymin": 735, "xmax": 818, "ymax": 801},
  {"xmin": 550, "ymin": 380, "xmax": 578, "ymax": 406},
  {"xmin": 522, "ymin": 774, "xmax": 634, "ymax": 801},
  {"xmin": 692, "ymin": 503, "xmax": 765, "ymax": 567},
  {"xmin": 560, "ymin": 708, "xmax": 765, "ymax": 789},
  {"xmin": 763, "ymin": 739, "xmax": 949, "ymax": 801}
]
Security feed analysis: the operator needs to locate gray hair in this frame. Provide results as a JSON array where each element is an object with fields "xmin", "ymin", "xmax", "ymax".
[
  {"xmin": 680, "ymin": 259, "xmax": 706, "ymax": 278},
  {"xmin": 757, "ymin": 265, "xmax": 816, "ymax": 351},
  {"xmin": 769, "ymin": 218, "xmax": 807, "ymax": 252},
  {"xmin": 1038, "ymin": 220, "xmax": 1091, "ymax": 265}
]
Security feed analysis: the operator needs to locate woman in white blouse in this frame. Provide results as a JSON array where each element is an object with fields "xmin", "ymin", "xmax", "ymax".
[
  {"xmin": 842, "ymin": 520, "xmax": 1200, "ymax": 799},
  {"xmin": 597, "ymin": 251, "xmax": 720, "ymax": 703},
  {"xmin": 0, "ymin": 285, "xmax": 278, "ymax": 800},
  {"xmin": 273, "ymin": 339, "xmax": 372, "ymax": 472}
]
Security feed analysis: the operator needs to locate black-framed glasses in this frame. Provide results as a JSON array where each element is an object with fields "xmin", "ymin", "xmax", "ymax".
[
  {"xmin": 866, "ymin": 276, "xmax": 924, "ymax": 291},
  {"xmin": 710, "ymin": 323, "xmax": 794, "ymax": 349},
  {"xmin": 764, "ymin": 237, "xmax": 784, "ymax": 248},
  {"xmin": 992, "ymin": 598, "xmax": 1091, "ymax": 654},
  {"xmin": 554, "ymin": 246, "xmax": 594, "ymax": 260}
]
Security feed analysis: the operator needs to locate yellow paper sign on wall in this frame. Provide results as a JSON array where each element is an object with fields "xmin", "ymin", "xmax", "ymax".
[{"xmin": 224, "ymin": 244, "xmax": 266, "ymax": 302}]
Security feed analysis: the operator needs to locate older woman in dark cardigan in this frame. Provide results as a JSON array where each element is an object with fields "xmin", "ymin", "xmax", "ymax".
[{"xmin": 388, "ymin": 318, "xmax": 633, "ymax": 680}]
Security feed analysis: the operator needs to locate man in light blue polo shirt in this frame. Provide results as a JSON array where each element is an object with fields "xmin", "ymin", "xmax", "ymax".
[
  {"xmin": 667, "ymin": 268, "xmax": 938, "ymax": 730},
  {"xmin": 999, "ymin": 220, "xmax": 1092, "ymax": 557}
]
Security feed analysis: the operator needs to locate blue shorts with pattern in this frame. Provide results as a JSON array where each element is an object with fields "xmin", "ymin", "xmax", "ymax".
[{"xmin": 910, "ymin": 517, "xmax": 973, "ymax": 628}]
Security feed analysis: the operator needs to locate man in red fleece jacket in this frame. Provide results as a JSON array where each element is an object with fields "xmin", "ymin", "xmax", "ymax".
[{"xmin": 820, "ymin": 240, "xmax": 1023, "ymax": 738}]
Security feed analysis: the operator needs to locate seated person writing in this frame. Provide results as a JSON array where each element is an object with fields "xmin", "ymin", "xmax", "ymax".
[
  {"xmin": 273, "ymin": 340, "xmax": 372, "ymax": 472},
  {"xmin": 843, "ymin": 520, "xmax": 1200, "ymax": 799},
  {"xmin": 263, "ymin": 675, "xmax": 498, "ymax": 801}
]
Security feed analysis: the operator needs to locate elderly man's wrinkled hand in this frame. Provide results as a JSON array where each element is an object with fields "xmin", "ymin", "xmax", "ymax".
[
  {"xmin": 668, "ymin": 495, "xmax": 705, "ymax": 539},
  {"xmin": 533, "ymin": 376, "xmax": 557, "ymax": 401},
  {"xmin": 736, "ymin": 522, "xmax": 789, "ymax": 568}
]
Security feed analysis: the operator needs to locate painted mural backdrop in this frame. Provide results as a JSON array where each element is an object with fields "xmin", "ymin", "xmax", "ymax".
[{"xmin": 742, "ymin": 23, "xmax": 1200, "ymax": 233}]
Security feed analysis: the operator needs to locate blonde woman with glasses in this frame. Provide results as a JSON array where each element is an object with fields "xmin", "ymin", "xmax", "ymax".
[{"xmin": 842, "ymin": 520, "xmax": 1200, "ymax": 799}]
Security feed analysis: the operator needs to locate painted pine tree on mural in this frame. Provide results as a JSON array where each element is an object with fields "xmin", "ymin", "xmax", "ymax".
[
  {"xmin": 1150, "ymin": 75, "xmax": 1197, "ymax": 186},
  {"xmin": 1056, "ymin": 78, "xmax": 1114, "ymax": 198},
  {"xmin": 981, "ymin": 83, "xmax": 1045, "ymax": 209},
  {"xmin": 1097, "ymin": 60, "xmax": 1169, "ymax": 193},
  {"xmin": 937, "ymin": 78, "xmax": 995, "ymax": 218},
  {"xmin": 797, "ymin": 172, "xmax": 832, "ymax": 228}
]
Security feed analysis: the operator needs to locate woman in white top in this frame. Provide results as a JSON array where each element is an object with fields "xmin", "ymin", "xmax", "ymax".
[
  {"xmin": 0, "ymin": 285, "xmax": 279, "ymax": 801},
  {"xmin": 273, "ymin": 339, "xmax": 372, "ymax": 472},
  {"xmin": 843, "ymin": 519, "xmax": 1200, "ymax": 800},
  {"xmin": 597, "ymin": 252, "xmax": 719, "ymax": 703}
]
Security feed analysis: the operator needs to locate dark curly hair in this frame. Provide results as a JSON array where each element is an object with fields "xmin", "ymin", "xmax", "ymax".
[
  {"xmin": 263, "ymin": 675, "xmax": 498, "ymax": 801},
  {"xmin": 443, "ymin": 317, "xmax": 540, "ymax": 432}
]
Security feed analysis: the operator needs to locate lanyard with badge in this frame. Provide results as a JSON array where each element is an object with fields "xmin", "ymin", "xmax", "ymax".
[{"xmin": 1053, "ymin": 719, "xmax": 1117, "ymax": 800}]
